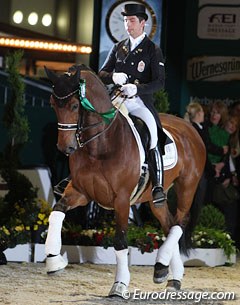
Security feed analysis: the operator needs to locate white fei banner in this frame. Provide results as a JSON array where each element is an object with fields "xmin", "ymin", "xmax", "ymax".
[{"xmin": 197, "ymin": 0, "xmax": 240, "ymax": 40}]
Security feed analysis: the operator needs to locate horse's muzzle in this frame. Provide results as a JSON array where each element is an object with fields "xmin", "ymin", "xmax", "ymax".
[{"xmin": 57, "ymin": 143, "xmax": 77, "ymax": 156}]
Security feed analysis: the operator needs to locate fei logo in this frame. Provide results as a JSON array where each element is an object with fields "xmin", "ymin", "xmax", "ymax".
[
  {"xmin": 209, "ymin": 13, "xmax": 236, "ymax": 24},
  {"xmin": 197, "ymin": 2, "xmax": 240, "ymax": 40}
]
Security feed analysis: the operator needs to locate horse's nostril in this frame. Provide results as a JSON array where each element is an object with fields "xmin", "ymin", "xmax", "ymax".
[
  {"xmin": 56, "ymin": 144, "xmax": 76, "ymax": 155},
  {"xmin": 66, "ymin": 146, "xmax": 76, "ymax": 155}
]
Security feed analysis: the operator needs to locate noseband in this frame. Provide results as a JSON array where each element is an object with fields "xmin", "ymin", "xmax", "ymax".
[{"xmin": 52, "ymin": 79, "xmax": 119, "ymax": 147}]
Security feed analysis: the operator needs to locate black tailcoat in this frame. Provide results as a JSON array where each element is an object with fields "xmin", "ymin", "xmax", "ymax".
[{"xmin": 99, "ymin": 36, "xmax": 166, "ymax": 149}]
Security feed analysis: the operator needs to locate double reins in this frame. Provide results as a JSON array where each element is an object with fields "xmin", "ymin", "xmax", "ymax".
[{"xmin": 53, "ymin": 79, "xmax": 123, "ymax": 148}]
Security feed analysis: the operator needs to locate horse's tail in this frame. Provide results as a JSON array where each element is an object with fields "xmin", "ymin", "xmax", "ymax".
[{"xmin": 179, "ymin": 184, "xmax": 203, "ymax": 255}]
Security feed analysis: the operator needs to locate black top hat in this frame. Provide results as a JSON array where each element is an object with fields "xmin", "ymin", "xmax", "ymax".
[{"xmin": 121, "ymin": 3, "xmax": 148, "ymax": 21}]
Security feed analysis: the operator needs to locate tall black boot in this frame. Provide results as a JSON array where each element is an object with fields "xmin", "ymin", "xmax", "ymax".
[{"xmin": 148, "ymin": 146, "xmax": 166, "ymax": 207}]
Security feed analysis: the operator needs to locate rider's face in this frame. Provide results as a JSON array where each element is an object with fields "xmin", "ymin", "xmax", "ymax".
[{"xmin": 124, "ymin": 16, "xmax": 145, "ymax": 39}]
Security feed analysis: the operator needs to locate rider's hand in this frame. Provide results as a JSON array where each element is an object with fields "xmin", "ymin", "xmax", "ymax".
[
  {"xmin": 121, "ymin": 84, "xmax": 137, "ymax": 97},
  {"xmin": 112, "ymin": 72, "xmax": 128, "ymax": 85}
]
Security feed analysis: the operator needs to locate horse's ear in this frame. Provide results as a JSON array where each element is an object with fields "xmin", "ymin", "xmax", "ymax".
[
  {"xmin": 44, "ymin": 66, "xmax": 59, "ymax": 84},
  {"xmin": 71, "ymin": 65, "xmax": 81, "ymax": 85}
]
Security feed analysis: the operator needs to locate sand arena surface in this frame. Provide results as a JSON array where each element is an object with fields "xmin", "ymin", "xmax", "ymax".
[{"xmin": 0, "ymin": 256, "xmax": 239, "ymax": 305}]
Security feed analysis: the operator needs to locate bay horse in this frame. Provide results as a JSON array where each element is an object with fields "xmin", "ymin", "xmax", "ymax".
[{"xmin": 44, "ymin": 65, "xmax": 206, "ymax": 296}]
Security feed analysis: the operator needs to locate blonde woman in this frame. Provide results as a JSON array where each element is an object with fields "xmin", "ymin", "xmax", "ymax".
[{"xmin": 184, "ymin": 101, "xmax": 204, "ymax": 125}]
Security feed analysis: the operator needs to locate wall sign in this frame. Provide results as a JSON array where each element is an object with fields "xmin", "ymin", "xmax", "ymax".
[
  {"xmin": 197, "ymin": 0, "xmax": 240, "ymax": 40},
  {"xmin": 187, "ymin": 56, "xmax": 240, "ymax": 81}
]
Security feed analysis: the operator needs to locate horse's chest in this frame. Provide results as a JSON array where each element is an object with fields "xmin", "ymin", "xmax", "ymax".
[{"xmin": 71, "ymin": 160, "xmax": 115, "ymax": 206}]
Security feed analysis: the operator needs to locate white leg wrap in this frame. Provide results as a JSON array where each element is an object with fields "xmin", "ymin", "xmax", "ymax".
[
  {"xmin": 156, "ymin": 225, "xmax": 183, "ymax": 266},
  {"xmin": 45, "ymin": 211, "xmax": 65, "ymax": 256},
  {"xmin": 114, "ymin": 249, "xmax": 130, "ymax": 286},
  {"xmin": 169, "ymin": 244, "xmax": 184, "ymax": 281}
]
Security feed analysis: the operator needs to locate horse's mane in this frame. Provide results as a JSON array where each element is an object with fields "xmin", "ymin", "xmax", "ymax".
[
  {"xmin": 68, "ymin": 64, "xmax": 108, "ymax": 92},
  {"xmin": 52, "ymin": 64, "xmax": 109, "ymax": 107}
]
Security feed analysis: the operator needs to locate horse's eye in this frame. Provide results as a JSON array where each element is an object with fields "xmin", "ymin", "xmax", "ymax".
[{"xmin": 72, "ymin": 103, "xmax": 79, "ymax": 111}]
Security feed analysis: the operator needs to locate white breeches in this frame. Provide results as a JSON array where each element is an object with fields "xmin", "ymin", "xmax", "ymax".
[{"xmin": 124, "ymin": 96, "xmax": 158, "ymax": 149}]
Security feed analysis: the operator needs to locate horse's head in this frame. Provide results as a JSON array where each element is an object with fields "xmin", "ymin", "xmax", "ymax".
[
  {"xmin": 45, "ymin": 65, "xmax": 115, "ymax": 156},
  {"xmin": 45, "ymin": 66, "xmax": 81, "ymax": 155}
]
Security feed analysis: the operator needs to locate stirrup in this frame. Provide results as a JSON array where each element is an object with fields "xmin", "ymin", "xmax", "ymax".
[{"xmin": 152, "ymin": 186, "xmax": 166, "ymax": 207}]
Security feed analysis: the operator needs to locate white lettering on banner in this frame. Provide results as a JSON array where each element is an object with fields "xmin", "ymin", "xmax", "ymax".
[
  {"xmin": 197, "ymin": 2, "xmax": 240, "ymax": 40},
  {"xmin": 187, "ymin": 56, "xmax": 240, "ymax": 81},
  {"xmin": 190, "ymin": 96, "xmax": 238, "ymax": 107}
]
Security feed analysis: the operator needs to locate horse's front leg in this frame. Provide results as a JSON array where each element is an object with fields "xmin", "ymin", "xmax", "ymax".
[
  {"xmin": 45, "ymin": 182, "xmax": 88, "ymax": 274},
  {"xmin": 45, "ymin": 197, "xmax": 68, "ymax": 274},
  {"xmin": 108, "ymin": 200, "xmax": 130, "ymax": 298}
]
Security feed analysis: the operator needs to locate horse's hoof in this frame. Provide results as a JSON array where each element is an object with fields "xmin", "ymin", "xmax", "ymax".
[
  {"xmin": 166, "ymin": 279, "xmax": 181, "ymax": 291},
  {"xmin": 153, "ymin": 262, "xmax": 169, "ymax": 283},
  {"xmin": 108, "ymin": 282, "xmax": 128, "ymax": 299},
  {"xmin": 0, "ymin": 251, "xmax": 7, "ymax": 265},
  {"xmin": 46, "ymin": 254, "xmax": 68, "ymax": 274}
]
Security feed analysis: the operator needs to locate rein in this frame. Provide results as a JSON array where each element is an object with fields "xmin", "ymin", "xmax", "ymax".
[{"xmin": 55, "ymin": 78, "xmax": 122, "ymax": 148}]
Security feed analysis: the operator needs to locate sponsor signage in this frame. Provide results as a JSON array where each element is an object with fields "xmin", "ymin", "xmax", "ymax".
[
  {"xmin": 197, "ymin": 0, "xmax": 240, "ymax": 40},
  {"xmin": 187, "ymin": 56, "xmax": 240, "ymax": 81}
]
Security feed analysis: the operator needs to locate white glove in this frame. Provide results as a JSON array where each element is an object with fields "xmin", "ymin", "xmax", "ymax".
[
  {"xmin": 121, "ymin": 84, "xmax": 137, "ymax": 97},
  {"xmin": 112, "ymin": 72, "xmax": 128, "ymax": 85}
]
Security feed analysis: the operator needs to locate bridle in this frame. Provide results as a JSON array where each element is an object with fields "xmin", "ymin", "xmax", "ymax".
[{"xmin": 52, "ymin": 79, "xmax": 122, "ymax": 148}]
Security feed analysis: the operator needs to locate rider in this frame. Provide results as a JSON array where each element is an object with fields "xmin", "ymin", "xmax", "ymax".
[{"xmin": 99, "ymin": 3, "xmax": 166, "ymax": 206}]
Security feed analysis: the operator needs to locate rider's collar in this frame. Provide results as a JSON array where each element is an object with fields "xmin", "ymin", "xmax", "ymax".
[{"xmin": 129, "ymin": 32, "xmax": 146, "ymax": 51}]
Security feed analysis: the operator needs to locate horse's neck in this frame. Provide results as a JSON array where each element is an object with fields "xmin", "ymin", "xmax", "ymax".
[
  {"xmin": 82, "ymin": 70, "xmax": 112, "ymax": 113},
  {"xmin": 80, "ymin": 70, "xmax": 123, "ymax": 155}
]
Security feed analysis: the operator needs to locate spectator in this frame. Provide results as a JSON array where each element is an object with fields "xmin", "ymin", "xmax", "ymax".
[
  {"xmin": 207, "ymin": 100, "xmax": 229, "ymax": 166},
  {"xmin": 205, "ymin": 101, "xmax": 239, "ymax": 240},
  {"xmin": 229, "ymin": 100, "xmax": 240, "ymax": 119},
  {"xmin": 223, "ymin": 114, "xmax": 240, "ymax": 246},
  {"xmin": 184, "ymin": 102, "xmax": 226, "ymax": 207},
  {"xmin": 184, "ymin": 102, "xmax": 228, "ymax": 176},
  {"xmin": 224, "ymin": 114, "xmax": 240, "ymax": 176}
]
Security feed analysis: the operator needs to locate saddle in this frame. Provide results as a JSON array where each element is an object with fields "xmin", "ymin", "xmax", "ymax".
[
  {"xmin": 129, "ymin": 114, "xmax": 150, "ymax": 158},
  {"xmin": 111, "ymin": 96, "xmax": 177, "ymax": 204},
  {"xmin": 128, "ymin": 114, "xmax": 176, "ymax": 204}
]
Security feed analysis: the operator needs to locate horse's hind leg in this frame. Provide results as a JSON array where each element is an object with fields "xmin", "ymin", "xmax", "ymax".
[
  {"xmin": 45, "ymin": 182, "xmax": 88, "ymax": 274},
  {"xmin": 167, "ymin": 243, "xmax": 184, "ymax": 290},
  {"xmin": 149, "ymin": 202, "xmax": 183, "ymax": 285},
  {"xmin": 163, "ymin": 183, "xmax": 198, "ymax": 290}
]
